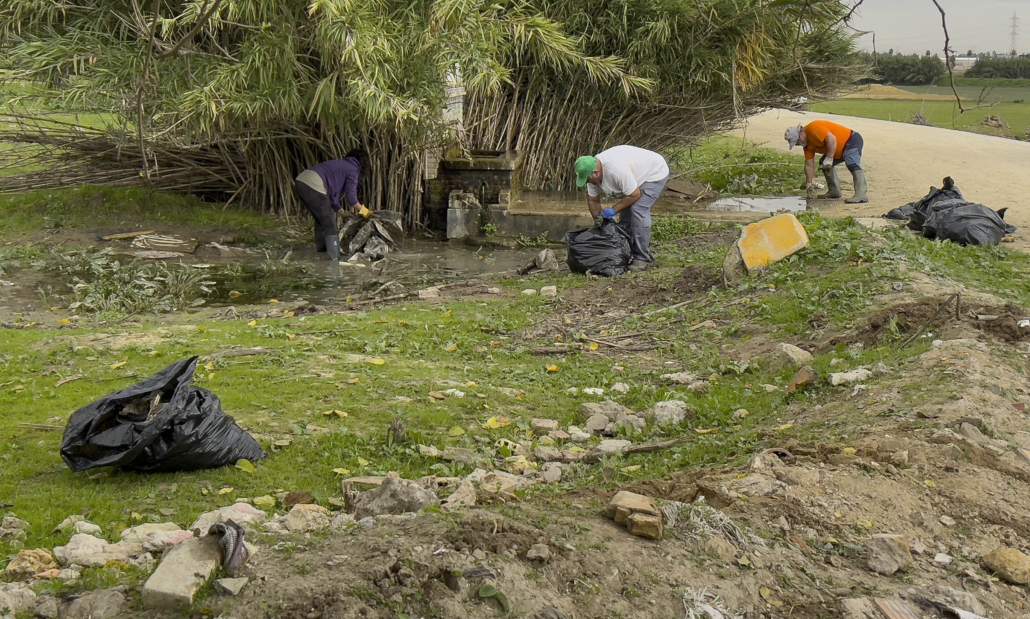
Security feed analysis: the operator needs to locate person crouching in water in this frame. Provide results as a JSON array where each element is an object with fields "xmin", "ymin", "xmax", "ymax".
[{"xmin": 294, "ymin": 150, "xmax": 370, "ymax": 261}]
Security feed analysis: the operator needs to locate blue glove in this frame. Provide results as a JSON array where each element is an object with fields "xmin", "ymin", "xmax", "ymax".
[{"xmin": 601, "ymin": 207, "xmax": 617, "ymax": 220}]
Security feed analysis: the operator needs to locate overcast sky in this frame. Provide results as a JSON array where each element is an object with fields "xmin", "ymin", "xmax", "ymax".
[{"xmin": 852, "ymin": 0, "xmax": 1026, "ymax": 55}]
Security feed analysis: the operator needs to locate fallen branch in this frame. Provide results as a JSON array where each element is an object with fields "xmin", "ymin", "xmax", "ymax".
[{"xmin": 17, "ymin": 423, "xmax": 62, "ymax": 431}]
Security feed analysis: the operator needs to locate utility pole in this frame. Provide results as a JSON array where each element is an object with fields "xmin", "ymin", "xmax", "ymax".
[{"xmin": 1011, "ymin": 12, "xmax": 1020, "ymax": 58}]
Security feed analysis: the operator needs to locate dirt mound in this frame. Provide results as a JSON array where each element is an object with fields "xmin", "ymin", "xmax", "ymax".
[
  {"xmin": 843, "ymin": 84, "xmax": 957, "ymax": 101},
  {"xmin": 833, "ymin": 296, "xmax": 1028, "ymax": 347}
]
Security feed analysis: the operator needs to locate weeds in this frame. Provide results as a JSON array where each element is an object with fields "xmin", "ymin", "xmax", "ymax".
[
  {"xmin": 669, "ymin": 137, "xmax": 804, "ymax": 196},
  {"xmin": 34, "ymin": 248, "xmax": 214, "ymax": 315}
]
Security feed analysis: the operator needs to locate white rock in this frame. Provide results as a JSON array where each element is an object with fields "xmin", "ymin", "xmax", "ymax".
[
  {"xmin": 582, "ymin": 387, "xmax": 605, "ymax": 396},
  {"xmin": 567, "ymin": 426, "xmax": 591, "ymax": 443},
  {"xmin": 829, "ymin": 368, "xmax": 873, "ymax": 386},
  {"xmin": 521, "ymin": 289, "xmax": 537, "ymax": 296},
  {"xmin": 651, "ymin": 400, "xmax": 691, "ymax": 427},
  {"xmin": 52, "ymin": 534, "xmax": 144, "ymax": 568},
  {"xmin": 285, "ymin": 504, "xmax": 331, "ymax": 533},
  {"xmin": 595, "ymin": 439, "xmax": 631, "ymax": 456},
  {"xmin": 486, "ymin": 287, "xmax": 502, "ymax": 295},
  {"xmin": 54, "ymin": 515, "xmax": 84, "ymax": 533},
  {"xmin": 584, "ymin": 414, "xmax": 609, "ymax": 434},
  {"xmin": 0, "ymin": 583, "xmax": 37, "ymax": 615},
  {"xmin": 418, "ymin": 287, "xmax": 441, "ymax": 299},
  {"xmin": 933, "ymin": 553, "xmax": 953, "ymax": 566},
  {"xmin": 614, "ymin": 414, "xmax": 646, "ymax": 434},
  {"xmin": 120, "ymin": 522, "xmax": 183, "ymax": 544},
  {"xmin": 142, "ymin": 536, "xmax": 221, "ymax": 609},
  {"xmin": 775, "ymin": 343, "xmax": 813, "ymax": 367},
  {"xmin": 63, "ymin": 589, "xmax": 127, "ymax": 619},
  {"xmin": 611, "ymin": 383, "xmax": 630, "ymax": 394},
  {"xmin": 189, "ymin": 503, "xmax": 267, "ymax": 534},
  {"xmin": 72, "ymin": 521, "xmax": 102, "ymax": 536},
  {"xmin": 215, "ymin": 577, "xmax": 249, "ymax": 596},
  {"xmin": 539, "ymin": 286, "xmax": 557, "ymax": 298},
  {"xmin": 331, "ymin": 513, "xmax": 356, "ymax": 530},
  {"xmin": 541, "ymin": 463, "xmax": 563, "ymax": 483}
]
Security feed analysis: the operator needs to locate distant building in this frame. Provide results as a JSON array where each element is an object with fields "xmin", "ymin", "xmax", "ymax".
[{"xmin": 948, "ymin": 56, "xmax": 978, "ymax": 74}]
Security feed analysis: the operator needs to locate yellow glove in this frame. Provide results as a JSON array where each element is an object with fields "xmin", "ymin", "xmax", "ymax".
[{"xmin": 357, "ymin": 205, "xmax": 372, "ymax": 220}]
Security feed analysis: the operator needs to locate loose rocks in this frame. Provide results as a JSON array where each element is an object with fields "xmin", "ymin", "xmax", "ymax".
[
  {"xmin": 62, "ymin": 589, "xmax": 126, "ymax": 619},
  {"xmin": 285, "ymin": 504, "xmax": 331, "ymax": 533},
  {"xmin": 4, "ymin": 549, "xmax": 58, "ymax": 580},
  {"xmin": 350, "ymin": 473, "xmax": 439, "ymax": 519},
  {"xmin": 650, "ymin": 400, "xmax": 692, "ymax": 427},
  {"xmin": 866, "ymin": 534, "xmax": 912, "ymax": 576},
  {"xmin": 982, "ymin": 546, "xmax": 1030, "ymax": 585}
]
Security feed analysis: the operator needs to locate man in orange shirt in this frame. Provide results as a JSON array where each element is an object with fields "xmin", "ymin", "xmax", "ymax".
[{"xmin": 785, "ymin": 120, "xmax": 867, "ymax": 204}]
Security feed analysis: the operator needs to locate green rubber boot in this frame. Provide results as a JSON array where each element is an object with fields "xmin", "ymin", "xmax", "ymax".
[{"xmin": 845, "ymin": 169, "xmax": 869, "ymax": 204}]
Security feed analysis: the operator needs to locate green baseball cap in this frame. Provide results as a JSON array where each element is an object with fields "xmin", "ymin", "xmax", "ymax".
[{"xmin": 574, "ymin": 155, "xmax": 598, "ymax": 189}]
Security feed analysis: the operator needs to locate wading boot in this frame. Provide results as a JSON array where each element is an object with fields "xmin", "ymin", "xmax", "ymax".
[
  {"xmin": 325, "ymin": 235, "xmax": 341, "ymax": 262},
  {"xmin": 845, "ymin": 169, "xmax": 869, "ymax": 204},
  {"xmin": 819, "ymin": 166, "xmax": 842, "ymax": 199}
]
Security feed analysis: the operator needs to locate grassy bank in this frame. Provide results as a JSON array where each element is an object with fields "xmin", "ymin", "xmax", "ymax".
[
  {"xmin": 1, "ymin": 185, "xmax": 1028, "ymax": 557},
  {"xmin": 669, "ymin": 136, "xmax": 804, "ymax": 195},
  {"xmin": 811, "ymin": 97, "xmax": 1030, "ymax": 139}
]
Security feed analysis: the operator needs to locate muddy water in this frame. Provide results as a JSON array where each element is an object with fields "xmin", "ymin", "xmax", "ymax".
[
  {"xmin": 212, "ymin": 241, "xmax": 539, "ymax": 306},
  {"xmin": 0, "ymin": 241, "xmax": 541, "ymax": 317}
]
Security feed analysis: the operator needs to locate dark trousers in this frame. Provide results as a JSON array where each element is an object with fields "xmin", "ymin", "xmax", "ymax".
[{"xmin": 294, "ymin": 180, "xmax": 337, "ymax": 252}]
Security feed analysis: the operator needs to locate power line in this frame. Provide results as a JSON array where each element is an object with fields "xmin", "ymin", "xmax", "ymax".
[{"xmin": 1011, "ymin": 12, "xmax": 1020, "ymax": 57}]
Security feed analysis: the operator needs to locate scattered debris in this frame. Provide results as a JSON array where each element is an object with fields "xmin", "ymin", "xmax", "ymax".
[
  {"xmin": 682, "ymin": 588, "xmax": 739, "ymax": 619},
  {"xmin": 734, "ymin": 213, "xmax": 810, "ymax": 274},
  {"xmin": 208, "ymin": 520, "xmax": 249, "ymax": 576},
  {"xmin": 190, "ymin": 503, "xmax": 267, "ymax": 533}
]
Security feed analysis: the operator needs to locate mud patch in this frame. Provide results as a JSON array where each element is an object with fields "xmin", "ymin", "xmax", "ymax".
[
  {"xmin": 833, "ymin": 296, "xmax": 1028, "ymax": 347},
  {"xmin": 674, "ymin": 265, "xmax": 723, "ymax": 296}
]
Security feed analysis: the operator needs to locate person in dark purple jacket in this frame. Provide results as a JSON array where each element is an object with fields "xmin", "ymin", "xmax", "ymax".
[{"xmin": 294, "ymin": 150, "xmax": 367, "ymax": 261}]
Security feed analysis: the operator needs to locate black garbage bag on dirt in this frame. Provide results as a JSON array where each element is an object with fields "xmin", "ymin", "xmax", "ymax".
[
  {"xmin": 885, "ymin": 176, "xmax": 1016, "ymax": 246},
  {"xmin": 923, "ymin": 204, "xmax": 1016, "ymax": 246},
  {"xmin": 60, "ymin": 357, "xmax": 266, "ymax": 473},
  {"xmin": 883, "ymin": 177, "xmax": 965, "ymax": 229},
  {"xmin": 566, "ymin": 221, "xmax": 631, "ymax": 277}
]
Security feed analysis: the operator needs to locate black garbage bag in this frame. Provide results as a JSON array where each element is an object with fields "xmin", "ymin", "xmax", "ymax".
[
  {"xmin": 884, "ymin": 177, "xmax": 967, "ymax": 229},
  {"xmin": 923, "ymin": 204, "xmax": 1016, "ymax": 246},
  {"xmin": 566, "ymin": 221, "xmax": 631, "ymax": 277},
  {"xmin": 60, "ymin": 357, "xmax": 266, "ymax": 473}
]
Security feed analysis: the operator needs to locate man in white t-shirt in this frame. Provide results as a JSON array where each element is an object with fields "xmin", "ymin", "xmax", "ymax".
[{"xmin": 575, "ymin": 145, "xmax": 670, "ymax": 271}]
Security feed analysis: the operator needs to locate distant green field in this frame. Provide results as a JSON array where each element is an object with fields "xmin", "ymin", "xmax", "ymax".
[
  {"xmin": 902, "ymin": 84, "xmax": 1030, "ymax": 104},
  {"xmin": 810, "ymin": 98, "xmax": 1030, "ymax": 140}
]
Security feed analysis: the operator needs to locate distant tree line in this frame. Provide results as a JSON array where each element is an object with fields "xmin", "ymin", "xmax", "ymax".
[
  {"xmin": 967, "ymin": 57, "xmax": 1030, "ymax": 79},
  {"xmin": 858, "ymin": 51, "xmax": 946, "ymax": 85}
]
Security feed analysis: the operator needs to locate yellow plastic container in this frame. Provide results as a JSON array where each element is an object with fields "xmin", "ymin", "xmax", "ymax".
[{"xmin": 736, "ymin": 213, "xmax": 810, "ymax": 272}]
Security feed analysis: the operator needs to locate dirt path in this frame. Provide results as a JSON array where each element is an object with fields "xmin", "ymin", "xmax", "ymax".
[{"xmin": 734, "ymin": 108, "xmax": 1030, "ymax": 251}]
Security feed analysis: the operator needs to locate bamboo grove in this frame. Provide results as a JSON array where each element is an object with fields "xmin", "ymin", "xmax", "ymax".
[{"xmin": 0, "ymin": 0, "xmax": 861, "ymax": 224}]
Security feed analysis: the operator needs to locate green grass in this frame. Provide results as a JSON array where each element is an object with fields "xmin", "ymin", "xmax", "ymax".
[
  {"xmin": 669, "ymin": 136, "xmax": 805, "ymax": 196},
  {"xmin": 901, "ymin": 84, "xmax": 1030, "ymax": 104},
  {"xmin": 0, "ymin": 186, "xmax": 280, "ymax": 242},
  {"xmin": 810, "ymin": 98, "xmax": 1030, "ymax": 139},
  {"xmin": 0, "ymin": 185, "xmax": 1028, "ymax": 604}
]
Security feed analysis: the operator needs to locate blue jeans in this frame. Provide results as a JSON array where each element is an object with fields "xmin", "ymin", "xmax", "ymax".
[
  {"xmin": 618, "ymin": 176, "xmax": 668, "ymax": 264},
  {"xmin": 838, "ymin": 132, "xmax": 864, "ymax": 172}
]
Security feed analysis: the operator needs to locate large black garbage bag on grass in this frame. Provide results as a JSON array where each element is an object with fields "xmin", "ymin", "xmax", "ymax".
[
  {"xmin": 60, "ymin": 357, "xmax": 266, "ymax": 473},
  {"xmin": 566, "ymin": 221, "xmax": 631, "ymax": 277},
  {"xmin": 884, "ymin": 177, "xmax": 965, "ymax": 228},
  {"xmin": 923, "ymin": 204, "xmax": 1016, "ymax": 247}
]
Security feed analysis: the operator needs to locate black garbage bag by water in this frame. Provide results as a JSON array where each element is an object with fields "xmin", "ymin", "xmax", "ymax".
[
  {"xmin": 566, "ymin": 221, "xmax": 631, "ymax": 277},
  {"xmin": 60, "ymin": 357, "xmax": 266, "ymax": 473}
]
